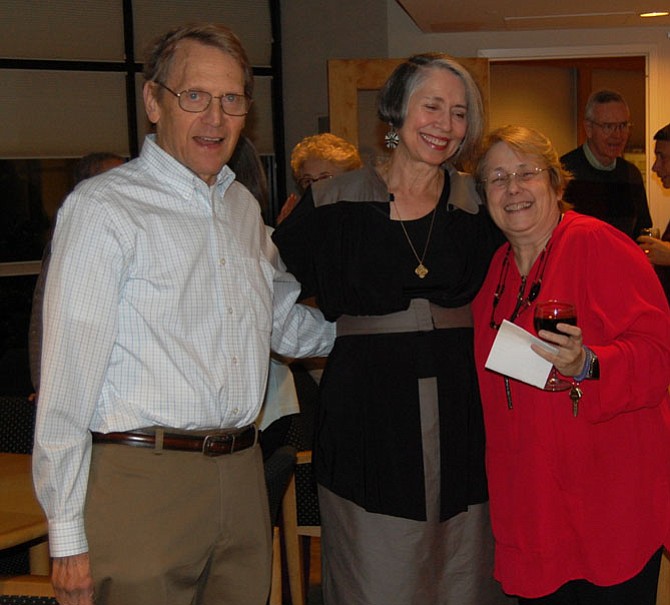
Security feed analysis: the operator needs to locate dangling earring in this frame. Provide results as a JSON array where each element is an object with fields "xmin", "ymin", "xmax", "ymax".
[{"xmin": 385, "ymin": 124, "xmax": 399, "ymax": 149}]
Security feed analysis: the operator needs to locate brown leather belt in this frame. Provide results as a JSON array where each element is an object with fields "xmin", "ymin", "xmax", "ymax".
[{"xmin": 91, "ymin": 424, "xmax": 257, "ymax": 456}]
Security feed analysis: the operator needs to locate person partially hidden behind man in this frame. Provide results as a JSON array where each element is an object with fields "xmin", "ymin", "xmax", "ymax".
[
  {"xmin": 32, "ymin": 22, "xmax": 334, "ymax": 605},
  {"xmin": 637, "ymin": 122, "xmax": 670, "ymax": 302},
  {"xmin": 276, "ymin": 132, "xmax": 363, "ymax": 224},
  {"xmin": 561, "ymin": 89, "xmax": 652, "ymax": 240},
  {"xmin": 29, "ymin": 152, "xmax": 126, "ymax": 396}
]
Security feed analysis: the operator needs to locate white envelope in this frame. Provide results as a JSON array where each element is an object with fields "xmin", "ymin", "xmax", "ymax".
[{"xmin": 485, "ymin": 319, "xmax": 559, "ymax": 389}]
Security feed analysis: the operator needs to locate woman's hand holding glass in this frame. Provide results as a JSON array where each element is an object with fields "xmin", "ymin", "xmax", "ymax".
[{"xmin": 531, "ymin": 301, "xmax": 586, "ymax": 391}]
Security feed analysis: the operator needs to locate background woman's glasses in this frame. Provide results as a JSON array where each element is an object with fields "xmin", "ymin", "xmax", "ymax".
[{"xmin": 297, "ymin": 173, "xmax": 333, "ymax": 190}]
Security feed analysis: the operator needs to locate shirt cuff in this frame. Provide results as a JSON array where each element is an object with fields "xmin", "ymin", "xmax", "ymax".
[{"xmin": 48, "ymin": 519, "xmax": 89, "ymax": 558}]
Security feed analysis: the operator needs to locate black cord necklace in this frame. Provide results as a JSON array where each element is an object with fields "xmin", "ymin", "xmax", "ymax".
[
  {"xmin": 489, "ymin": 243, "xmax": 550, "ymax": 330},
  {"xmin": 489, "ymin": 241, "xmax": 553, "ymax": 410}
]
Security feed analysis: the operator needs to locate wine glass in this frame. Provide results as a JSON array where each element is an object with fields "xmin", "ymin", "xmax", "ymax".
[
  {"xmin": 533, "ymin": 300, "xmax": 577, "ymax": 391},
  {"xmin": 640, "ymin": 227, "xmax": 661, "ymax": 239}
]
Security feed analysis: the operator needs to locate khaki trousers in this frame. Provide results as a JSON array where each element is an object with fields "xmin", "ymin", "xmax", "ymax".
[{"xmin": 84, "ymin": 441, "xmax": 271, "ymax": 605}]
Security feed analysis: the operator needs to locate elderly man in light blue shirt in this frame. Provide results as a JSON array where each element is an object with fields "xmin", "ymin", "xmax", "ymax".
[{"xmin": 33, "ymin": 23, "xmax": 333, "ymax": 605}]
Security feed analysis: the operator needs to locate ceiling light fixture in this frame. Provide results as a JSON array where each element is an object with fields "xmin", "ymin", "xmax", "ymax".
[
  {"xmin": 640, "ymin": 11, "xmax": 670, "ymax": 17},
  {"xmin": 503, "ymin": 11, "xmax": 633, "ymax": 21}
]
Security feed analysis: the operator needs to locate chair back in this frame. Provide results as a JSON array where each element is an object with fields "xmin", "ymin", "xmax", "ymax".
[
  {"xmin": 0, "ymin": 395, "xmax": 36, "ymax": 454},
  {"xmin": 264, "ymin": 444, "xmax": 297, "ymax": 526},
  {"xmin": 0, "ymin": 395, "xmax": 36, "ymax": 578},
  {"xmin": 0, "ymin": 573, "xmax": 57, "ymax": 603}
]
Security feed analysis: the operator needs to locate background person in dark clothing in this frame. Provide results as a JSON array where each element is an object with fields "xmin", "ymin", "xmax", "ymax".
[
  {"xmin": 637, "ymin": 122, "xmax": 670, "ymax": 301},
  {"xmin": 28, "ymin": 152, "xmax": 125, "ymax": 394},
  {"xmin": 561, "ymin": 89, "xmax": 651, "ymax": 240}
]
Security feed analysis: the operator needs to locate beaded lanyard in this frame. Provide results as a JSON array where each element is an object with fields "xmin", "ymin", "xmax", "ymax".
[{"xmin": 490, "ymin": 243, "xmax": 551, "ymax": 409}]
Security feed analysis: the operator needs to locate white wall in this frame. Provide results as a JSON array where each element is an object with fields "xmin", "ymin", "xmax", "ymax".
[
  {"xmin": 488, "ymin": 64, "xmax": 577, "ymax": 155},
  {"xmin": 280, "ymin": 0, "xmax": 388, "ymax": 194},
  {"xmin": 387, "ymin": 0, "xmax": 670, "ymax": 231}
]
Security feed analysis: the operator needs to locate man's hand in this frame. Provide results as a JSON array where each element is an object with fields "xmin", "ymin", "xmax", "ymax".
[
  {"xmin": 52, "ymin": 552, "xmax": 95, "ymax": 605},
  {"xmin": 637, "ymin": 235, "xmax": 670, "ymax": 266}
]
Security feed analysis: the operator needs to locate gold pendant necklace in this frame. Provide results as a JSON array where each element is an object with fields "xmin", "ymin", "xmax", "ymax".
[{"xmin": 394, "ymin": 201, "xmax": 438, "ymax": 279}]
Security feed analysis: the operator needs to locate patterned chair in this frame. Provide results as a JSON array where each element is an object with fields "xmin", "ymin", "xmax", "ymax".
[
  {"xmin": 0, "ymin": 396, "xmax": 55, "ymax": 603},
  {"xmin": 0, "ymin": 575, "xmax": 56, "ymax": 604},
  {"xmin": 0, "ymin": 396, "xmax": 37, "ymax": 578},
  {"xmin": 264, "ymin": 444, "xmax": 297, "ymax": 605},
  {"xmin": 0, "ymin": 396, "xmax": 36, "ymax": 455},
  {"xmin": 279, "ymin": 364, "xmax": 321, "ymax": 605},
  {"xmin": 281, "ymin": 450, "xmax": 320, "ymax": 605}
]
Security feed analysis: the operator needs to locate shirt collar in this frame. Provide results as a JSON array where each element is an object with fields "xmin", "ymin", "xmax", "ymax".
[
  {"xmin": 583, "ymin": 142, "xmax": 617, "ymax": 171},
  {"xmin": 142, "ymin": 134, "xmax": 236, "ymax": 196}
]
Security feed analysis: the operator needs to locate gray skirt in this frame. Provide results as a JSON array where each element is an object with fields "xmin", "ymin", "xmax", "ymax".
[
  {"xmin": 319, "ymin": 488, "xmax": 515, "ymax": 605},
  {"xmin": 318, "ymin": 375, "xmax": 516, "ymax": 605}
]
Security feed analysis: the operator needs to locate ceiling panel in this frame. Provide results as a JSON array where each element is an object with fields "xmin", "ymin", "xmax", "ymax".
[{"xmin": 396, "ymin": 0, "xmax": 670, "ymax": 32}]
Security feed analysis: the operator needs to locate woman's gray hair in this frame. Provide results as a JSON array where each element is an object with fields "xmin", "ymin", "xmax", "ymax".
[
  {"xmin": 377, "ymin": 53, "xmax": 484, "ymax": 168},
  {"xmin": 143, "ymin": 23, "xmax": 253, "ymax": 99},
  {"xmin": 584, "ymin": 89, "xmax": 627, "ymax": 121}
]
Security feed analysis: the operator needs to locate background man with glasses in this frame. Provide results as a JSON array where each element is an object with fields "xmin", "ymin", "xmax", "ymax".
[
  {"xmin": 561, "ymin": 89, "xmax": 652, "ymax": 240},
  {"xmin": 32, "ymin": 23, "xmax": 334, "ymax": 605}
]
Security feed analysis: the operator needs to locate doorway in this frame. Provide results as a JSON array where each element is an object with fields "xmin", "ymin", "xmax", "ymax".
[
  {"xmin": 488, "ymin": 56, "xmax": 646, "ymax": 182},
  {"xmin": 479, "ymin": 42, "xmax": 669, "ymax": 231}
]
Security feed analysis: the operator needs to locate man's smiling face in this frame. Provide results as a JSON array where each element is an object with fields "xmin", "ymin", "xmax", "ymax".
[{"xmin": 144, "ymin": 39, "xmax": 247, "ymax": 185}]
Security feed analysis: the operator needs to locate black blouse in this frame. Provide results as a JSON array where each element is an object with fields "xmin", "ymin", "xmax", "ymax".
[{"xmin": 273, "ymin": 165, "xmax": 503, "ymax": 521}]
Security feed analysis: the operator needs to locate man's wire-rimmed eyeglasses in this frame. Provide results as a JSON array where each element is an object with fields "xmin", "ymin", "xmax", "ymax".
[
  {"xmin": 155, "ymin": 81, "xmax": 252, "ymax": 116},
  {"xmin": 588, "ymin": 120, "xmax": 632, "ymax": 136}
]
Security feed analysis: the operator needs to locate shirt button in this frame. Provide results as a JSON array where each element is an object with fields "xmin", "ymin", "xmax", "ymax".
[
  {"xmin": 232, "ymin": 356, "xmax": 239, "ymax": 365},
  {"xmin": 219, "ymin": 258, "xmax": 226, "ymax": 265},
  {"xmin": 232, "ymin": 407, "xmax": 239, "ymax": 415},
  {"xmin": 228, "ymin": 307, "xmax": 234, "ymax": 314}
]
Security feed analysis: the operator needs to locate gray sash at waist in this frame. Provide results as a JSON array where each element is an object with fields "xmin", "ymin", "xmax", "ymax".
[{"xmin": 336, "ymin": 298, "xmax": 472, "ymax": 337}]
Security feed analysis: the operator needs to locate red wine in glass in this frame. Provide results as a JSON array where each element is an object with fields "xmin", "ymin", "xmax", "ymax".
[
  {"xmin": 534, "ymin": 316, "xmax": 577, "ymax": 334},
  {"xmin": 533, "ymin": 300, "xmax": 577, "ymax": 391}
]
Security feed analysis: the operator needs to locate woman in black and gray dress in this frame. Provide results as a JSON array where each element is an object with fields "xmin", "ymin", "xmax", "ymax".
[{"xmin": 273, "ymin": 53, "xmax": 511, "ymax": 605}]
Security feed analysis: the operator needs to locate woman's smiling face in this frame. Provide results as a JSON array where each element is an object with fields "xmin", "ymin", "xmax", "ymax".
[
  {"xmin": 396, "ymin": 67, "xmax": 468, "ymax": 166},
  {"xmin": 482, "ymin": 142, "xmax": 562, "ymax": 245}
]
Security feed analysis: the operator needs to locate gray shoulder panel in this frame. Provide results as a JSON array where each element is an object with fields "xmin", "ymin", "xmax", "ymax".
[
  {"xmin": 311, "ymin": 166, "xmax": 387, "ymax": 208},
  {"xmin": 444, "ymin": 164, "xmax": 482, "ymax": 214},
  {"xmin": 312, "ymin": 163, "xmax": 483, "ymax": 214}
]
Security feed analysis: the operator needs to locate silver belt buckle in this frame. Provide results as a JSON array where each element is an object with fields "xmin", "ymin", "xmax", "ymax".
[{"xmin": 202, "ymin": 433, "xmax": 234, "ymax": 456}]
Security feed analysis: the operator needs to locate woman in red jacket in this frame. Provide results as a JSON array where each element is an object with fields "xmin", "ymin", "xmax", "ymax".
[{"xmin": 472, "ymin": 125, "xmax": 670, "ymax": 605}]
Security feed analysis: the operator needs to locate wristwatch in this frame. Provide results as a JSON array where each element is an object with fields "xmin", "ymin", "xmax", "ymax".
[
  {"xmin": 583, "ymin": 347, "xmax": 600, "ymax": 380},
  {"xmin": 574, "ymin": 347, "xmax": 600, "ymax": 382}
]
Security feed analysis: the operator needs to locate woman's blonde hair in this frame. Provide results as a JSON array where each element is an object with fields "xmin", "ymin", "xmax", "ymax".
[{"xmin": 290, "ymin": 133, "xmax": 362, "ymax": 180}]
